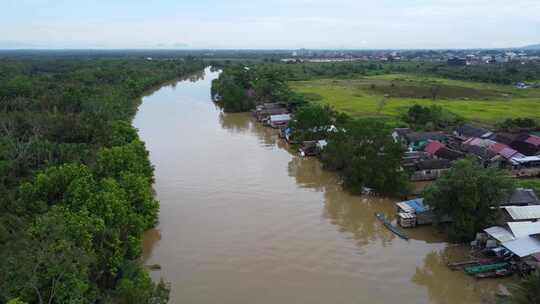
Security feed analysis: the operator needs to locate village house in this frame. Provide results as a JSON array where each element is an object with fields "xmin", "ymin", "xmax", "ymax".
[
  {"xmin": 410, "ymin": 159, "xmax": 451, "ymax": 181},
  {"xmin": 455, "ymin": 124, "xmax": 492, "ymax": 140},
  {"xmin": 434, "ymin": 146, "xmax": 464, "ymax": 161},
  {"xmin": 299, "ymin": 140, "xmax": 327, "ymax": 157},
  {"xmin": 395, "ymin": 131, "xmax": 447, "ymax": 152},
  {"xmin": 508, "ymin": 156, "xmax": 540, "ymax": 177},
  {"xmin": 401, "ymin": 151, "xmax": 430, "ymax": 169},
  {"xmin": 268, "ymin": 114, "xmax": 291, "ymax": 128},
  {"xmin": 253, "ymin": 102, "xmax": 288, "ymax": 120},
  {"xmin": 510, "ymin": 134, "xmax": 540, "ymax": 156},
  {"xmin": 499, "ymin": 205, "xmax": 540, "ymax": 224},
  {"xmin": 396, "ymin": 198, "xmax": 452, "ymax": 228},
  {"xmin": 422, "ymin": 140, "xmax": 464, "ymax": 161},
  {"xmin": 501, "ymin": 188, "xmax": 540, "ymax": 207}
]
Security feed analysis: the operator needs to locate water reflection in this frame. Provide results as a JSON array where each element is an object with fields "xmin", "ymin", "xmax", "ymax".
[
  {"xmin": 412, "ymin": 248, "xmax": 502, "ymax": 304},
  {"xmin": 142, "ymin": 229, "xmax": 161, "ymax": 261},
  {"xmin": 219, "ymin": 112, "xmax": 251, "ymax": 133}
]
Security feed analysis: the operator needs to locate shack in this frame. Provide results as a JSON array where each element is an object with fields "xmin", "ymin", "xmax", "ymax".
[
  {"xmin": 410, "ymin": 159, "xmax": 451, "ymax": 181},
  {"xmin": 396, "ymin": 198, "xmax": 434, "ymax": 227},
  {"xmin": 455, "ymin": 124, "xmax": 491, "ymax": 140},
  {"xmin": 509, "ymin": 156, "xmax": 540, "ymax": 177},
  {"xmin": 268, "ymin": 114, "xmax": 291, "ymax": 128}
]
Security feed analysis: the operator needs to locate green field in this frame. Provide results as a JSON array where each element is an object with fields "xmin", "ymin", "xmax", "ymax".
[
  {"xmin": 517, "ymin": 179, "xmax": 540, "ymax": 196},
  {"xmin": 290, "ymin": 74, "xmax": 540, "ymax": 124}
]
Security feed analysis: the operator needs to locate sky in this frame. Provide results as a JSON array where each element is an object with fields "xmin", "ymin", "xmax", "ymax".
[{"xmin": 2, "ymin": 0, "xmax": 540, "ymax": 49}]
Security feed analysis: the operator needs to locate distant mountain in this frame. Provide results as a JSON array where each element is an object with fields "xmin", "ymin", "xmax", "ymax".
[{"xmin": 522, "ymin": 44, "xmax": 540, "ymax": 49}]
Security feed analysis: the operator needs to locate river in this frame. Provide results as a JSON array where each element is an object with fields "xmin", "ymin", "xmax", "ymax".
[{"xmin": 135, "ymin": 68, "xmax": 503, "ymax": 304}]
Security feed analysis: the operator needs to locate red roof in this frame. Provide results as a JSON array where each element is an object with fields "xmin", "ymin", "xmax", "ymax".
[
  {"xmin": 489, "ymin": 142, "xmax": 508, "ymax": 153},
  {"xmin": 424, "ymin": 141, "xmax": 445, "ymax": 155},
  {"xmin": 526, "ymin": 135, "xmax": 540, "ymax": 147},
  {"xmin": 532, "ymin": 252, "xmax": 540, "ymax": 262},
  {"xmin": 499, "ymin": 147, "xmax": 519, "ymax": 159}
]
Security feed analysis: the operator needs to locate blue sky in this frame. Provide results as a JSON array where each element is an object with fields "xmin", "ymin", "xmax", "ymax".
[{"xmin": 2, "ymin": 0, "xmax": 539, "ymax": 49}]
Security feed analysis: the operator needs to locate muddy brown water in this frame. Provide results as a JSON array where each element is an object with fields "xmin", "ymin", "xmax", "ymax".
[{"xmin": 136, "ymin": 68, "xmax": 505, "ymax": 304}]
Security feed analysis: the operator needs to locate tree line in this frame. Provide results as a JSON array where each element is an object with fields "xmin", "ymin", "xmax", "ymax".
[{"xmin": 0, "ymin": 57, "xmax": 205, "ymax": 303}]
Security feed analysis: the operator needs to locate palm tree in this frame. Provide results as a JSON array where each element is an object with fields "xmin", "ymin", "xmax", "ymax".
[{"xmin": 511, "ymin": 271, "xmax": 540, "ymax": 304}]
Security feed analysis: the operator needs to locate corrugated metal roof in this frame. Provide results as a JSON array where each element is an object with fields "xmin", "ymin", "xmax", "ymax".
[
  {"xmin": 502, "ymin": 236, "xmax": 540, "ymax": 257},
  {"xmin": 499, "ymin": 147, "xmax": 519, "ymax": 159},
  {"xmin": 526, "ymin": 135, "xmax": 540, "ymax": 147},
  {"xmin": 424, "ymin": 141, "xmax": 445, "ymax": 155},
  {"xmin": 398, "ymin": 212, "xmax": 415, "ymax": 219},
  {"xmin": 508, "ymin": 221, "xmax": 540, "ymax": 238},
  {"xmin": 489, "ymin": 142, "xmax": 508, "ymax": 154},
  {"xmin": 514, "ymin": 156, "xmax": 540, "ymax": 163},
  {"xmin": 484, "ymin": 226, "xmax": 515, "ymax": 243},
  {"xmin": 504, "ymin": 206, "xmax": 540, "ymax": 221},
  {"xmin": 396, "ymin": 198, "xmax": 427, "ymax": 213},
  {"xmin": 269, "ymin": 114, "xmax": 291, "ymax": 122}
]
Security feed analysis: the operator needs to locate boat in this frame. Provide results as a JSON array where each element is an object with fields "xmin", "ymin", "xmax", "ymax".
[
  {"xmin": 448, "ymin": 260, "xmax": 481, "ymax": 271},
  {"xmin": 464, "ymin": 262, "xmax": 509, "ymax": 275},
  {"xmin": 375, "ymin": 213, "xmax": 409, "ymax": 240},
  {"xmin": 475, "ymin": 268, "xmax": 513, "ymax": 279}
]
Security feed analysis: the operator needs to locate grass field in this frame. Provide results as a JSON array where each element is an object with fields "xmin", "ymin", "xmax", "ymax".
[
  {"xmin": 517, "ymin": 179, "xmax": 540, "ymax": 196},
  {"xmin": 290, "ymin": 74, "xmax": 540, "ymax": 124}
]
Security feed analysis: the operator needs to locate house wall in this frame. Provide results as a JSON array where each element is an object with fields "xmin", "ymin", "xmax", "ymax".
[{"xmin": 411, "ymin": 169, "xmax": 448, "ymax": 181}]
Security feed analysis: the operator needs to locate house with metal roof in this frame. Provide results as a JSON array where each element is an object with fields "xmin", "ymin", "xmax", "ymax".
[
  {"xmin": 434, "ymin": 147, "xmax": 464, "ymax": 161},
  {"xmin": 268, "ymin": 114, "xmax": 291, "ymax": 128},
  {"xmin": 484, "ymin": 226, "xmax": 516, "ymax": 243},
  {"xmin": 502, "ymin": 205, "xmax": 540, "ymax": 222},
  {"xmin": 509, "ymin": 156, "xmax": 540, "ymax": 177},
  {"xmin": 507, "ymin": 221, "xmax": 540, "ymax": 238},
  {"xmin": 410, "ymin": 159, "xmax": 451, "ymax": 181},
  {"xmin": 423, "ymin": 141, "xmax": 445, "ymax": 155},
  {"xmin": 402, "ymin": 132, "xmax": 447, "ymax": 151},
  {"xmin": 396, "ymin": 198, "xmax": 452, "ymax": 227},
  {"xmin": 501, "ymin": 236, "xmax": 540, "ymax": 258},
  {"xmin": 502, "ymin": 188, "xmax": 540, "ymax": 206},
  {"xmin": 455, "ymin": 124, "xmax": 491, "ymax": 140}
]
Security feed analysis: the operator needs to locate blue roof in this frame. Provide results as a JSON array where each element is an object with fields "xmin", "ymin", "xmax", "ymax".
[
  {"xmin": 403, "ymin": 198, "xmax": 427, "ymax": 213},
  {"xmin": 284, "ymin": 127, "xmax": 292, "ymax": 135}
]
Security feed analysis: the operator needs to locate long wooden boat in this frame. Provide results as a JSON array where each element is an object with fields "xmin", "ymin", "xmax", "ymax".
[
  {"xmin": 375, "ymin": 213, "xmax": 409, "ymax": 240},
  {"xmin": 464, "ymin": 263, "xmax": 509, "ymax": 275},
  {"xmin": 475, "ymin": 268, "xmax": 513, "ymax": 279}
]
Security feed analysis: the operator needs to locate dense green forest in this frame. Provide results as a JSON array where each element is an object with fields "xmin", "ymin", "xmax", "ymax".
[
  {"xmin": 213, "ymin": 60, "xmax": 540, "ymax": 85},
  {"xmin": 0, "ymin": 58, "xmax": 204, "ymax": 303}
]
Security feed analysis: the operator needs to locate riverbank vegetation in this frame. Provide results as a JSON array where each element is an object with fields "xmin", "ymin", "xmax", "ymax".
[
  {"xmin": 511, "ymin": 271, "xmax": 540, "ymax": 304},
  {"xmin": 211, "ymin": 65, "xmax": 306, "ymax": 112},
  {"xmin": 423, "ymin": 158, "xmax": 515, "ymax": 242},
  {"xmin": 0, "ymin": 58, "xmax": 204, "ymax": 303},
  {"xmin": 287, "ymin": 103, "xmax": 409, "ymax": 196},
  {"xmin": 320, "ymin": 117, "xmax": 410, "ymax": 196}
]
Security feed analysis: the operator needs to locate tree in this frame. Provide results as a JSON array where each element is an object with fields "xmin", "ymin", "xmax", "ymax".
[
  {"xmin": 112, "ymin": 261, "xmax": 170, "ymax": 304},
  {"xmin": 17, "ymin": 163, "xmax": 95, "ymax": 215},
  {"xmin": 321, "ymin": 118, "xmax": 409, "ymax": 196},
  {"xmin": 95, "ymin": 140, "xmax": 154, "ymax": 181},
  {"xmin": 404, "ymin": 104, "xmax": 463, "ymax": 131},
  {"xmin": 423, "ymin": 158, "xmax": 515, "ymax": 242},
  {"xmin": 0, "ymin": 207, "xmax": 99, "ymax": 304},
  {"xmin": 511, "ymin": 271, "xmax": 540, "ymax": 304},
  {"xmin": 289, "ymin": 104, "xmax": 335, "ymax": 141}
]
